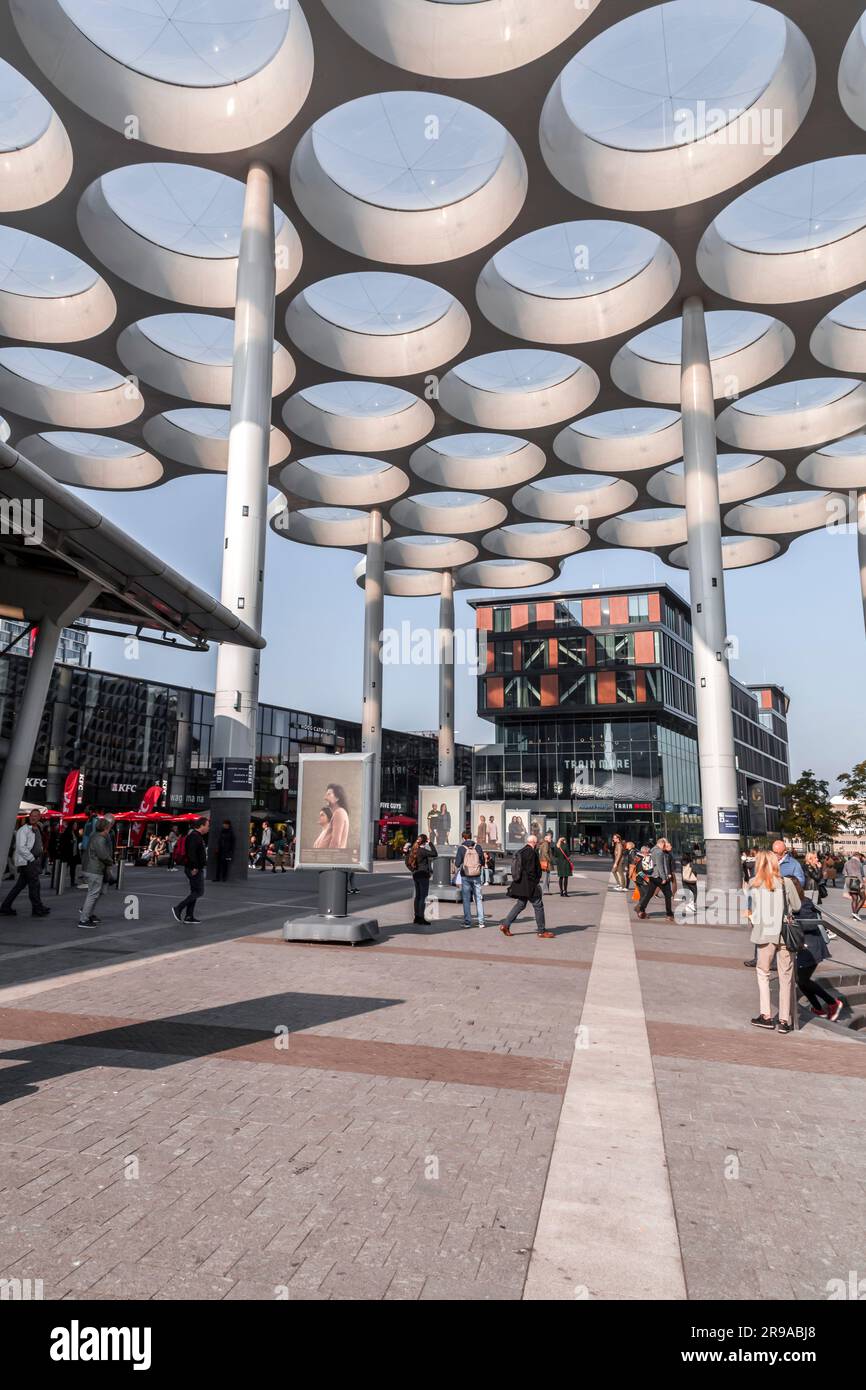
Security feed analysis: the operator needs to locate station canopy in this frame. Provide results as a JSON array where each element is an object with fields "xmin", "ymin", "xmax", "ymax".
[{"xmin": 1, "ymin": 0, "xmax": 866, "ymax": 597}]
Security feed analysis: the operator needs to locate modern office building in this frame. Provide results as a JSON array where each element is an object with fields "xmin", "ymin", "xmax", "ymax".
[
  {"xmin": 470, "ymin": 585, "xmax": 790, "ymax": 850},
  {"xmin": 0, "ymin": 651, "xmax": 470, "ymax": 829},
  {"xmin": 0, "ymin": 616, "xmax": 88, "ymax": 667}
]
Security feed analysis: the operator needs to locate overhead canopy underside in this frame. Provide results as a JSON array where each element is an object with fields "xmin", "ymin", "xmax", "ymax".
[{"xmin": 1, "ymin": 0, "xmax": 865, "ymax": 594}]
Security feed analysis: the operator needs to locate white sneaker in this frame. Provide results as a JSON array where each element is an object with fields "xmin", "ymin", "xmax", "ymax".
[{"xmin": 478, "ymin": 922, "xmax": 486, "ymax": 929}]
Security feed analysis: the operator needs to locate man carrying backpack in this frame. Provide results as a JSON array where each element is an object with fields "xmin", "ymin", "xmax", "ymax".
[
  {"xmin": 171, "ymin": 817, "xmax": 209, "ymax": 925},
  {"xmin": 499, "ymin": 834, "xmax": 555, "ymax": 940},
  {"xmin": 455, "ymin": 830, "xmax": 485, "ymax": 929}
]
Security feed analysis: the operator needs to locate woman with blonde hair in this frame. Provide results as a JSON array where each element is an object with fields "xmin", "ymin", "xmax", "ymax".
[{"xmin": 747, "ymin": 850, "xmax": 802, "ymax": 1033}]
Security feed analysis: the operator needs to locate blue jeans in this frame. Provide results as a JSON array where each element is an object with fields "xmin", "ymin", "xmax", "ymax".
[{"xmin": 461, "ymin": 876, "xmax": 485, "ymax": 925}]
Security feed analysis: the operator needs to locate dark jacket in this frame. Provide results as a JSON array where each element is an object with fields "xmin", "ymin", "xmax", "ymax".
[
  {"xmin": 185, "ymin": 828, "xmax": 207, "ymax": 872},
  {"xmin": 412, "ymin": 843, "xmax": 437, "ymax": 877},
  {"xmin": 508, "ymin": 844, "xmax": 542, "ymax": 900},
  {"xmin": 58, "ymin": 826, "xmax": 79, "ymax": 865},
  {"xmin": 650, "ymin": 846, "xmax": 673, "ymax": 881},
  {"xmin": 551, "ymin": 843, "xmax": 572, "ymax": 877},
  {"xmin": 217, "ymin": 825, "xmax": 235, "ymax": 858}
]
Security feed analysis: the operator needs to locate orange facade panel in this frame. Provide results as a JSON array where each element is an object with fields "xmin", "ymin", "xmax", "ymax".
[
  {"xmin": 636, "ymin": 671, "xmax": 647, "ymax": 703},
  {"xmin": 634, "ymin": 629, "xmax": 656, "ymax": 664},
  {"xmin": 511, "ymin": 603, "xmax": 529, "ymax": 629},
  {"xmin": 760, "ymin": 688, "xmax": 773, "ymax": 709},
  {"xmin": 609, "ymin": 594, "xmax": 629, "ymax": 624},
  {"xmin": 485, "ymin": 642, "xmax": 494, "ymax": 673},
  {"xmin": 536, "ymin": 600, "xmax": 555, "ymax": 629},
  {"xmin": 540, "ymin": 675, "xmax": 559, "ymax": 707},
  {"xmin": 647, "ymin": 591, "xmax": 661, "ymax": 622},
  {"xmin": 582, "ymin": 597, "xmax": 601, "ymax": 627},
  {"xmin": 476, "ymin": 606, "xmax": 493, "ymax": 631},
  {"xmin": 597, "ymin": 670, "xmax": 617, "ymax": 704},
  {"xmin": 486, "ymin": 677, "xmax": 504, "ymax": 709}
]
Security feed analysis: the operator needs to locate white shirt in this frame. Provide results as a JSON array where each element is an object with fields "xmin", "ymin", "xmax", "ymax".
[{"xmin": 14, "ymin": 823, "xmax": 40, "ymax": 867}]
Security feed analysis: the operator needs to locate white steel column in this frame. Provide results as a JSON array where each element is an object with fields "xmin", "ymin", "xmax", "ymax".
[
  {"xmin": 438, "ymin": 569, "xmax": 455, "ymax": 786},
  {"xmin": 0, "ymin": 581, "xmax": 100, "ymax": 854},
  {"xmin": 858, "ymin": 490, "xmax": 866, "ymax": 636},
  {"xmin": 209, "ymin": 161, "xmax": 276, "ymax": 879},
  {"xmin": 361, "ymin": 508, "xmax": 384, "ymax": 849},
  {"xmin": 681, "ymin": 295, "xmax": 740, "ymax": 893}
]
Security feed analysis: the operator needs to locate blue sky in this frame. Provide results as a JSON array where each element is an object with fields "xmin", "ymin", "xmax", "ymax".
[{"xmin": 79, "ymin": 475, "xmax": 864, "ymax": 792}]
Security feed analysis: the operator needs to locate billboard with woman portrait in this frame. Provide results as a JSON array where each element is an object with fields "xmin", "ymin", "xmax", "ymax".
[
  {"xmin": 470, "ymin": 801, "xmax": 505, "ymax": 853},
  {"xmin": 418, "ymin": 786, "xmax": 466, "ymax": 856},
  {"xmin": 504, "ymin": 807, "xmax": 532, "ymax": 850},
  {"xmin": 295, "ymin": 753, "xmax": 373, "ymax": 871}
]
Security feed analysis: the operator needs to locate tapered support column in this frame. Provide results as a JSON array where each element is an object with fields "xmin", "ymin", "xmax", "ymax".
[
  {"xmin": 361, "ymin": 509, "xmax": 384, "ymax": 853},
  {"xmin": 0, "ymin": 581, "xmax": 100, "ymax": 854},
  {"xmin": 45, "ymin": 663, "xmax": 73, "ymax": 808},
  {"xmin": 858, "ymin": 490, "xmax": 866, "ymax": 637},
  {"xmin": 681, "ymin": 296, "xmax": 740, "ymax": 894},
  {"xmin": 438, "ymin": 570, "xmax": 455, "ymax": 786},
  {"xmin": 209, "ymin": 162, "xmax": 276, "ymax": 880}
]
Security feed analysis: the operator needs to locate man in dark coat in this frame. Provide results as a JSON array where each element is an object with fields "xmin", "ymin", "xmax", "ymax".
[
  {"xmin": 499, "ymin": 835, "xmax": 555, "ymax": 939},
  {"xmin": 171, "ymin": 818, "xmax": 209, "ymax": 924},
  {"xmin": 636, "ymin": 838, "xmax": 675, "ymax": 921}
]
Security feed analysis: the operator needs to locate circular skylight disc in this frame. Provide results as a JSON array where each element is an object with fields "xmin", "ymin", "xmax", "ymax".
[
  {"xmin": 513, "ymin": 473, "xmax": 638, "ymax": 523},
  {"xmin": 647, "ymin": 453, "xmax": 784, "ymax": 505},
  {"xmin": 540, "ymin": 0, "xmax": 815, "ymax": 211},
  {"xmin": 716, "ymin": 378, "xmax": 866, "ymax": 451},
  {"xmin": 78, "ymin": 164, "xmax": 301, "ymax": 308},
  {"xmin": 811, "ymin": 290, "xmax": 866, "ymax": 372},
  {"xmin": 286, "ymin": 273, "xmax": 470, "ymax": 376},
  {"xmin": 291, "ymin": 92, "xmax": 527, "ymax": 264},
  {"xmin": 839, "ymin": 14, "xmax": 866, "ymax": 133},
  {"xmin": 18, "ymin": 430, "xmax": 163, "ymax": 489},
  {"xmin": 117, "ymin": 315, "xmax": 294, "ymax": 405},
  {"xmin": 384, "ymin": 534, "xmax": 478, "ymax": 569},
  {"xmin": 457, "ymin": 557, "xmax": 558, "ymax": 590},
  {"xmin": 477, "ymin": 221, "xmax": 680, "ymax": 343},
  {"xmin": 611, "ymin": 311, "xmax": 794, "ymax": 403},
  {"xmin": 597, "ymin": 507, "xmax": 688, "ymax": 550},
  {"xmin": 0, "ymin": 56, "xmax": 72, "ymax": 211},
  {"xmin": 283, "ymin": 382, "xmax": 433, "ymax": 452},
  {"xmin": 321, "ymin": 0, "xmax": 598, "ymax": 79},
  {"xmin": 725, "ymin": 490, "xmax": 846, "ymax": 536},
  {"xmin": 439, "ymin": 350, "xmax": 599, "ymax": 429},
  {"xmin": 270, "ymin": 504, "xmax": 393, "ymax": 550},
  {"xmin": 143, "ymin": 408, "xmax": 290, "ymax": 474},
  {"xmin": 0, "ymin": 347, "xmax": 143, "ymax": 428},
  {"xmin": 554, "ymin": 408, "xmax": 683, "ymax": 473},
  {"xmin": 0, "ymin": 227, "xmax": 115, "ymax": 342},
  {"xmin": 389, "ymin": 490, "xmax": 507, "ymax": 536},
  {"xmin": 353, "ymin": 558, "xmax": 448, "ymax": 597},
  {"xmin": 11, "ymin": 0, "xmax": 314, "ymax": 154},
  {"xmin": 481, "ymin": 521, "xmax": 591, "ymax": 561},
  {"xmin": 279, "ymin": 454, "xmax": 410, "ymax": 507},
  {"xmin": 668, "ymin": 534, "xmax": 782, "ymax": 570},
  {"xmin": 699, "ymin": 156, "xmax": 866, "ymax": 303},
  {"xmin": 410, "ymin": 433, "xmax": 545, "ymax": 490},
  {"xmin": 797, "ymin": 435, "xmax": 866, "ymax": 490}
]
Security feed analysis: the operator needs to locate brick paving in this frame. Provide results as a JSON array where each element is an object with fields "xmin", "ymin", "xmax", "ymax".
[{"xmin": 1, "ymin": 863, "xmax": 864, "ymax": 1299}]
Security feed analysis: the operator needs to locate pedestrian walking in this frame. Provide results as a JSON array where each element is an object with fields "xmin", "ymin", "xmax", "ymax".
[
  {"xmin": 257, "ymin": 819, "xmax": 273, "ymax": 870},
  {"xmin": 499, "ymin": 835, "xmax": 554, "ymax": 940},
  {"xmin": 166, "ymin": 826, "xmax": 180, "ymax": 872},
  {"xmin": 273, "ymin": 830, "xmax": 289, "ymax": 873},
  {"xmin": 0, "ymin": 810, "xmax": 50, "ymax": 918},
  {"xmin": 680, "ymin": 850, "xmax": 698, "ymax": 913},
  {"xmin": 843, "ymin": 852, "xmax": 865, "ymax": 919},
  {"xmin": 795, "ymin": 899, "xmax": 843, "ymax": 1020},
  {"xmin": 455, "ymin": 830, "xmax": 485, "ymax": 928},
  {"xmin": 171, "ymin": 818, "xmax": 209, "ymax": 924},
  {"xmin": 58, "ymin": 821, "xmax": 80, "ymax": 888},
  {"xmin": 214, "ymin": 819, "xmax": 235, "ymax": 882},
  {"xmin": 611, "ymin": 833, "xmax": 627, "ymax": 891},
  {"xmin": 406, "ymin": 834, "xmax": 437, "ymax": 924},
  {"xmin": 77, "ymin": 816, "xmax": 114, "ymax": 928},
  {"xmin": 635, "ymin": 838, "xmax": 675, "ymax": 921},
  {"xmin": 539, "ymin": 832, "xmax": 554, "ymax": 893},
  {"xmin": 551, "ymin": 835, "xmax": 573, "ymax": 896},
  {"xmin": 746, "ymin": 849, "xmax": 802, "ymax": 1033}
]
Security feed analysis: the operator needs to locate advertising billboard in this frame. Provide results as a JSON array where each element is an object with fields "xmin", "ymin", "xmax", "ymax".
[
  {"xmin": 418, "ymin": 785, "xmax": 466, "ymax": 856},
  {"xmin": 295, "ymin": 753, "xmax": 373, "ymax": 871},
  {"xmin": 470, "ymin": 800, "xmax": 505, "ymax": 853},
  {"xmin": 504, "ymin": 807, "xmax": 532, "ymax": 850}
]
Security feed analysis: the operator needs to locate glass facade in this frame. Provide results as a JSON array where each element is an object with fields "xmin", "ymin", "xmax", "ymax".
[
  {"xmin": 0, "ymin": 652, "xmax": 470, "ymax": 824},
  {"xmin": 470, "ymin": 586, "xmax": 790, "ymax": 851}
]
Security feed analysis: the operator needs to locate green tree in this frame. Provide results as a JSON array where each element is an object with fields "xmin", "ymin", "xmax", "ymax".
[
  {"xmin": 837, "ymin": 759, "xmax": 866, "ymax": 804},
  {"xmin": 780, "ymin": 770, "xmax": 847, "ymax": 849}
]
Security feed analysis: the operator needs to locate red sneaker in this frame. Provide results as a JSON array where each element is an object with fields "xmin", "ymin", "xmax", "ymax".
[
  {"xmin": 499, "ymin": 924, "xmax": 512, "ymax": 937},
  {"xmin": 537, "ymin": 930, "xmax": 555, "ymax": 939},
  {"xmin": 810, "ymin": 1006, "xmax": 827, "ymax": 1017},
  {"xmin": 827, "ymin": 999, "xmax": 843, "ymax": 1022}
]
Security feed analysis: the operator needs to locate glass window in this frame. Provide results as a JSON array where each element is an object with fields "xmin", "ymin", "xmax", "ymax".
[
  {"xmin": 558, "ymin": 636, "xmax": 586, "ymax": 666},
  {"xmin": 628, "ymin": 593, "xmax": 649, "ymax": 620},
  {"xmin": 493, "ymin": 606, "xmax": 512, "ymax": 633},
  {"xmin": 494, "ymin": 644, "xmax": 514, "ymax": 673},
  {"xmin": 522, "ymin": 638, "xmax": 547, "ymax": 669}
]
